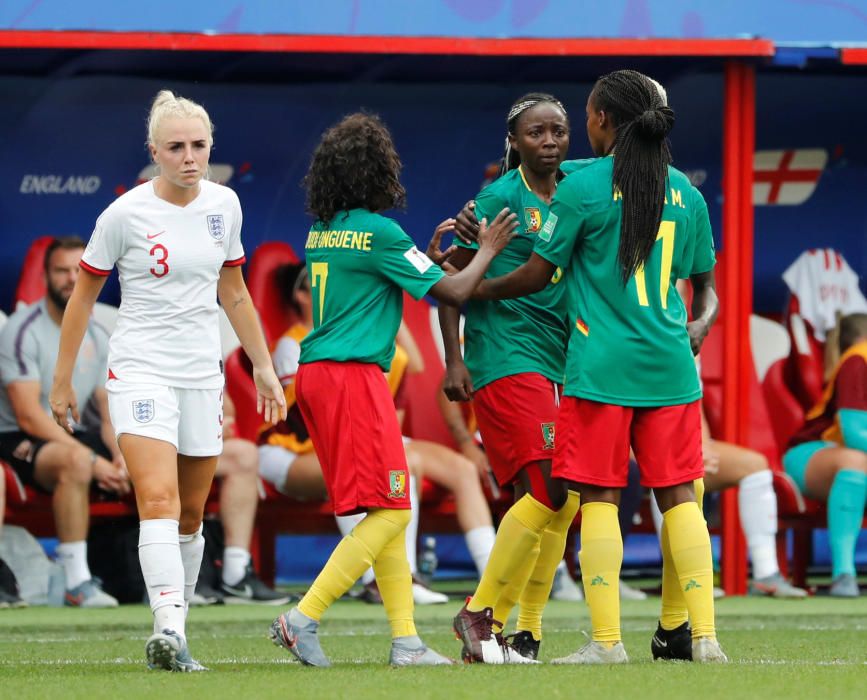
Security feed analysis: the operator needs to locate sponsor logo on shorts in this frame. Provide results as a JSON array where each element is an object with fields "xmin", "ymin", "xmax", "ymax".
[
  {"xmin": 207, "ymin": 214, "xmax": 226, "ymax": 240},
  {"xmin": 539, "ymin": 212, "xmax": 558, "ymax": 242},
  {"xmin": 525, "ymin": 207, "xmax": 542, "ymax": 233},
  {"xmin": 541, "ymin": 422, "xmax": 555, "ymax": 450},
  {"xmin": 132, "ymin": 399, "xmax": 155, "ymax": 423},
  {"xmin": 387, "ymin": 470, "xmax": 407, "ymax": 499}
]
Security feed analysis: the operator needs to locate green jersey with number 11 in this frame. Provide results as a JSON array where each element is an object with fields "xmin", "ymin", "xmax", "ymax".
[
  {"xmin": 300, "ymin": 209, "xmax": 444, "ymax": 371},
  {"xmin": 534, "ymin": 156, "xmax": 716, "ymax": 406}
]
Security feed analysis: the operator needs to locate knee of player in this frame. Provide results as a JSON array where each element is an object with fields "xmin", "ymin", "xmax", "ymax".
[
  {"xmin": 138, "ymin": 489, "xmax": 181, "ymax": 518},
  {"xmin": 743, "ymin": 449, "xmax": 770, "ymax": 475},
  {"xmin": 178, "ymin": 512, "xmax": 204, "ymax": 534},
  {"xmin": 59, "ymin": 444, "xmax": 96, "ymax": 486},
  {"xmin": 840, "ymin": 448, "xmax": 867, "ymax": 473},
  {"xmin": 222, "ymin": 439, "xmax": 259, "ymax": 478}
]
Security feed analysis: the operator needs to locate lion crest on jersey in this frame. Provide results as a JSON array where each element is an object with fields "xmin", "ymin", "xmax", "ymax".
[
  {"xmin": 132, "ymin": 399, "xmax": 155, "ymax": 424},
  {"xmin": 541, "ymin": 422, "xmax": 555, "ymax": 450},
  {"xmin": 206, "ymin": 214, "xmax": 225, "ymax": 240},
  {"xmin": 388, "ymin": 470, "xmax": 407, "ymax": 499},
  {"xmin": 525, "ymin": 207, "xmax": 542, "ymax": 233}
]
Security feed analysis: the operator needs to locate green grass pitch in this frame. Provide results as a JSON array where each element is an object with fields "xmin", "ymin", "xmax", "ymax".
[{"xmin": 1, "ymin": 593, "xmax": 864, "ymax": 699}]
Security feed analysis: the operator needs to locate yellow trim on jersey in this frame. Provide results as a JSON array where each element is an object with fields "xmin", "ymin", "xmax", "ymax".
[{"xmin": 518, "ymin": 165, "xmax": 532, "ymax": 192}]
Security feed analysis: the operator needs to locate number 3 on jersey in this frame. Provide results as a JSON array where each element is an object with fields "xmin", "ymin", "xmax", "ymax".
[
  {"xmin": 634, "ymin": 221, "xmax": 675, "ymax": 309},
  {"xmin": 311, "ymin": 262, "xmax": 328, "ymax": 325},
  {"xmin": 149, "ymin": 243, "xmax": 169, "ymax": 278}
]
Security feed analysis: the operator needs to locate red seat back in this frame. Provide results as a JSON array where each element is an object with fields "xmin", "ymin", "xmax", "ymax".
[
  {"xmin": 224, "ymin": 347, "xmax": 260, "ymax": 442},
  {"xmin": 784, "ymin": 294, "xmax": 825, "ymax": 410},
  {"xmin": 246, "ymin": 242, "xmax": 300, "ymax": 345},
  {"xmin": 14, "ymin": 236, "xmax": 53, "ymax": 307},
  {"xmin": 762, "ymin": 358, "xmax": 805, "ymax": 454}
]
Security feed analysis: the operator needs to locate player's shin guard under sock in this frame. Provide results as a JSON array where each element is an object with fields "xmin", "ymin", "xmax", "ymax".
[
  {"xmin": 373, "ymin": 527, "xmax": 416, "ymax": 638},
  {"xmin": 467, "ymin": 494, "xmax": 555, "ymax": 612},
  {"xmin": 517, "ymin": 490, "xmax": 581, "ymax": 640},
  {"xmin": 139, "ymin": 519, "xmax": 186, "ymax": 637},
  {"xmin": 578, "ymin": 502, "xmax": 622, "ymax": 644},
  {"xmin": 664, "ymin": 501, "xmax": 715, "ymax": 639},
  {"xmin": 738, "ymin": 470, "xmax": 779, "ymax": 580},
  {"xmin": 658, "ymin": 479, "xmax": 704, "ymax": 630},
  {"xmin": 298, "ymin": 508, "xmax": 412, "ymax": 621},
  {"xmin": 492, "ymin": 542, "xmax": 539, "ymax": 634},
  {"xmin": 827, "ymin": 469, "xmax": 867, "ymax": 578},
  {"xmin": 178, "ymin": 524, "xmax": 205, "ymax": 605}
]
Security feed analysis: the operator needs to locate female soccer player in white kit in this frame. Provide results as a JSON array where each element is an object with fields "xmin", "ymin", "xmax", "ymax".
[{"xmin": 50, "ymin": 91, "xmax": 286, "ymax": 672}]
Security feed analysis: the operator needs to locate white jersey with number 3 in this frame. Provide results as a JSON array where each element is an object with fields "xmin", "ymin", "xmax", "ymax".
[{"xmin": 81, "ymin": 179, "xmax": 245, "ymax": 389}]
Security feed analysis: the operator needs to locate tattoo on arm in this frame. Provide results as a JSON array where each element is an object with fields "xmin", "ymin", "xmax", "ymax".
[{"xmin": 231, "ymin": 296, "xmax": 247, "ymax": 310}]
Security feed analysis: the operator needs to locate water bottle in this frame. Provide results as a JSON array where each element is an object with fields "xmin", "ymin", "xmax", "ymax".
[{"xmin": 417, "ymin": 536, "xmax": 438, "ymax": 585}]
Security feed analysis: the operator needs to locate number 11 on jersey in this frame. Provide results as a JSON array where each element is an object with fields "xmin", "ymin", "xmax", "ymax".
[
  {"xmin": 634, "ymin": 221, "xmax": 675, "ymax": 309},
  {"xmin": 311, "ymin": 262, "xmax": 328, "ymax": 325}
]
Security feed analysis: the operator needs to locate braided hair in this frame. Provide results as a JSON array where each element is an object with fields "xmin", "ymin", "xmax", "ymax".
[
  {"xmin": 499, "ymin": 93, "xmax": 567, "ymax": 177},
  {"xmin": 590, "ymin": 70, "xmax": 676, "ymax": 284}
]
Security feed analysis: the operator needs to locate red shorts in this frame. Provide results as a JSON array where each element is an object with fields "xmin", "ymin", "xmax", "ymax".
[
  {"xmin": 295, "ymin": 361, "xmax": 410, "ymax": 516},
  {"xmin": 554, "ymin": 397, "xmax": 703, "ymax": 488},
  {"xmin": 473, "ymin": 373, "xmax": 559, "ymax": 486}
]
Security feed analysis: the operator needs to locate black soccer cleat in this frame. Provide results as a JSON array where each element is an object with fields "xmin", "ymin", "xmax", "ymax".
[
  {"xmin": 651, "ymin": 621, "xmax": 693, "ymax": 661},
  {"xmin": 505, "ymin": 631, "xmax": 541, "ymax": 661}
]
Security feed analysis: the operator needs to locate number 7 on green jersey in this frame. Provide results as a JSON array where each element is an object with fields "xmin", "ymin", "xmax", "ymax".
[{"xmin": 311, "ymin": 262, "xmax": 328, "ymax": 325}]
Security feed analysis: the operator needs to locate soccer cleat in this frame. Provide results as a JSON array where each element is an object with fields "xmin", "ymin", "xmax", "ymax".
[
  {"xmin": 412, "ymin": 576, "xmax": 448, "ymax": 605},
  {"xmin": 498, "ymin": 633, "xmax": 540, "ymax": 664},
  {"xmin": 356, "ymin": 580, "xmax": 383, "ymax": 604},
  {"xmin": 748, "ymin": 573, "xmax": 808, "ymax": 599},
  {"xmin": 651, "ymin": 621, "xmax": 692, "ymax": 661},
  {"xmin": 692, "ymin": 636, "xmax": 728, "ymax": 663},
  {"xmin": 222, "ymin": 565, "xmax": 293, "ymax": 605},
  {"xmin": 619, "ymin": 579, "xmax": 648, "ymax": 601},
  {"xmin": 550, "ymin": 563, "xmax": 583, "ymax": 602},
  {"xmin": 146, "ymin": 629, "xmax": 208, "ymax": 672},
  {"xmin": 269, "ymin": 608, "xmax": 331, "ymax": 667},
  {"xmin": 829, "ymin": 573, "xmax": 860, "ymax": 598},
  {"xmin": 0, "ymin": 588, "xmax": 28, "ymax": 609},
  {"xmin": 453, "ymin": 601, "xmax": 505, "ymax": 664},
  {"xmin": 64, "ymin": 579, "xmax": 119, "ymax": 608},
  {"xmin": 190, "ymin": 581, "xmax": 224, "ymax": 606},
  {"xmin": 505, "ymin": 630, "xmax": 541, "ymax": 661},
  {"xmin": 551, "ymin": 640, "xmax": 629, "ymax": 665},
  {"xmin": 390, "ymin": 636, "xmax": 453, "ymax": 666}
]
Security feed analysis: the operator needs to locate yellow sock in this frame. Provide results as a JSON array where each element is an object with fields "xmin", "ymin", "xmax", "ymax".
[
  {"xmin": 578, "ymin": 502, "xmax": 622, "ymax": 645},
  {"xmin": 373, "ymin": 527, "xmax": 416, "ymax": 638},
  {"xmin": 492, "ymin": 542, "xmax": 539, "ymax": 634},
  {"xmin": 298, "ymin": 508, "xmax": 411, "ymax": 621},
  {"xmin": 659, "ymin": 479, "xmax": 704, "ymax": 631},
  {"xmin": 664, "ymin": 500, "xmax": 716, "ymax": 639},
  {"xmin": 517, "ymin": 490, "xmax": 580, "ymax": 640},
  {"xmin": 468, "ymin": 494, "xmax": 555, "ymax": 613}
]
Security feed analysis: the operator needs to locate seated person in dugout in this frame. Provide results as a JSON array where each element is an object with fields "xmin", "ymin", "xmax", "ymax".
[
  {"xmin": 257, "ymin": 262, "xmax": 497, "ymax": 602},
  {"xmin": 0, "ymin": 236, "xmax": 126, "ymax": 608},
  {"xmin": 784, "ymin": 312, "xmax": 867, "ymax": 598}
]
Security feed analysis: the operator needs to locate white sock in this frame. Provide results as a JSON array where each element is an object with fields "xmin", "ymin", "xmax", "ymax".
[
  {"xmin": 178, "ymin": 524, "xmax": 205, "ymax": 604},
  {"xmin": 464, "ymin": 525, "xmax": 496, "ymax": 576},
  {"xmin": 56, "ymin": 540, "xmax": 91, "ymax": 590},
  {"xmin": 738, "ymin": 470, "xmax": 779, "ymax": 580},
  {"xmin": 405, "ymin": 475, "xmax": 420, "ymax": 574},
  {"xmin": 222, "ymin": 546, "xmax": 251, "ymax": 587},
  {"xmin": 139, "ymin": 519, "xmax": 185, "ymax": 638},
  {"xmin": 335, "ymin": 512, "xmax": 375, "ymax": 584}
]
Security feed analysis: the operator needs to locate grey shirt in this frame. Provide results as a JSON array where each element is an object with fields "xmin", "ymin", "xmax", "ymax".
[{"xmin": 0, "ymin": 298, "xmax": 108, "ymax": 433}]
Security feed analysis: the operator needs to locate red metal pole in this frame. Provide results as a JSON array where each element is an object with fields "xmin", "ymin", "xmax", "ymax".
[{"xmin": 720, "ymin": 62, "xmax": 748, "ymax": 595}]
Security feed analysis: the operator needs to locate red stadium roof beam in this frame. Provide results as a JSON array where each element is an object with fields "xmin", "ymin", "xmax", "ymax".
[{"xmin": 0, "ymin": 30, "xmax": 775, "ymax": 57}]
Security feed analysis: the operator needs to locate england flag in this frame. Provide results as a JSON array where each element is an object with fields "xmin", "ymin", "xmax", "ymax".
[{"xmin": 753, "ymin": 149, "xmax": 827, "ymax": 206}]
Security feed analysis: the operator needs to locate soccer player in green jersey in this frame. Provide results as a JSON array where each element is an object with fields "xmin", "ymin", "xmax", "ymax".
[
  {"xmin": 469, "ymin": 70, "xmax": 727, "ymax": 664},
  {"xmin": 440, "ymin": 94, "xmax": 582, "ymax": 664},
  {"xmin": 268, "ymin": 113, "xmax": 518, "ymax": 667}
]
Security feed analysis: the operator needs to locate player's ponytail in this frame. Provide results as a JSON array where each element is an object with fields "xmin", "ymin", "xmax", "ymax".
[
  {"xmin": 499, "ymin": 93, "xmax": 567, "ymax": 177},
  {"xmin": 589, "ymin": 70, "xmax": 675, "ymax": 284}
]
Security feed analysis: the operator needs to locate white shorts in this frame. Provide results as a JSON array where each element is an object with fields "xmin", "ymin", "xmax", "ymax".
[
  {"xmin": 107, "ymin": 381, "xmax": 223, "ymax": 456},
  {"xmin": 258, "ymin": 444, "xmax": 298, "ymax": 493}
]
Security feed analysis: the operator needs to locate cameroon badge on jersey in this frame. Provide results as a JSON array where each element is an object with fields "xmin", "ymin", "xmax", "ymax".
[
  {"xmin": 388, "ymin": 470, "xmax": 407, "ymax": 499},
  {"xmin": 525, "ymin": 207, "xmax": 542, "ymax": 233}
]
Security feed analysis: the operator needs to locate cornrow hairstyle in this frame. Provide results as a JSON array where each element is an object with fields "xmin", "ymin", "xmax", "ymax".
[
  {"xmin": 838, "ymin": 313, "xmax": 867, "ymax": 354},
  {"xmin": 304, "ymin": 112, "xmax": 406, "ymax": 225},
  {"xmin": 590, "ymin": 70, "xmax": 676, "ymax": 284},
  {"xmin": 499, "ymin": 92, "xmax": 568, "ymax": 177}
]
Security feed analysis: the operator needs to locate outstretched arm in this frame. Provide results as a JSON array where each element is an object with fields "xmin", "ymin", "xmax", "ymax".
[{"xmin": 474, "ymin": 252, "xmax": 556, "ymax": 301}]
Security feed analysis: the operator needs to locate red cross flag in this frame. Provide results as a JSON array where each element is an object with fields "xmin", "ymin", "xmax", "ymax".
[{"xmin": 753, "ymin": 149, "xmax": 827, "ymax": 205}]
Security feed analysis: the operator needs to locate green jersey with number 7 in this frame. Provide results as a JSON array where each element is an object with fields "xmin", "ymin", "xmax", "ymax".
[{"xmin": 534, "ymin": 155, "xmax": 715, "ymax": 406}]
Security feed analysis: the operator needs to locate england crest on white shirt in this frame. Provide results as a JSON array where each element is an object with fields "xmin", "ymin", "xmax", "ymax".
[
  {"xmin": 207, "ymin": 214, "xmax": 226, "ymax": 240},
  {"xmin": 132, "ymin": 399, "xmax": 155, "ymax": 423}
]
